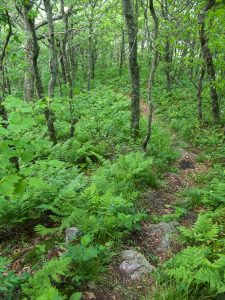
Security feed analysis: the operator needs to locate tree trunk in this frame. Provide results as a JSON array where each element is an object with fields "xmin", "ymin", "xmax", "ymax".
[
  {"xmin": 198, "ymin": 0, "xmax": 220, "ymax": 123},
  {"xmin": 197, "ymin": 64, "xmax": 205, "ymax": 123},
  {"xmin": 142, "ymin": 0, "xmax": 151, "ymax": 54},
  {"xmin": 21, "ymin": 1, "xmax": 57, "ymax": 144},
  {"xmin": 122, "ymin": 0, "xmax": 140, "ymax": 137},
  {"xmin": 43, "ymin": 0, "xmax": 57, "ymax": 99},
  {"xmin": 161, "ymin": 0, "xmax": 173, "ymax": 92},
  {"xmin": 24, "ymin": 38, "xmax": 35, "ymax": 101},
  {"xmin": 143, "ymin": 0, "xmax": 159, "ymax": 151},
  {"xmin": 119, "ymin": 28, "xmax": 125, "ymax": 76},
  {"xmin": 0, "ymin": 11, "xmax": 11, "ymax": 125},
  {"xmin": 0, "ymin": 12, "xmax": 20, "ymax": 171},
  {"xmin": 57, "ymin": 39, "xmax": 67, "ymax": 84},
  {"xmin": 87, "ymin": 13, "xmax": 94, "ymax": 91},
  {"xmin": 60, "ymin": 0, "xmax": 73, "ymax": 96},
  {"xmin": 60, "ymin": 0, "xmax": 76, "ymax": 137}
]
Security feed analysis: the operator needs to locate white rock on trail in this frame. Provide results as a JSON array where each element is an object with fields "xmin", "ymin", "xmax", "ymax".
[
  {"xmin": 146, "ymin": 221, "xmax": 178, "ymax": 257},
  {"xmin": 119, "ymin": 249, "xmax": 155, "ymax": 281}
]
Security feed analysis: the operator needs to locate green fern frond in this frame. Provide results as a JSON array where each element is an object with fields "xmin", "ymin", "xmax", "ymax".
[{"xmin": 22, "ymin": 256, "xmax": 71, "ymax": 298}]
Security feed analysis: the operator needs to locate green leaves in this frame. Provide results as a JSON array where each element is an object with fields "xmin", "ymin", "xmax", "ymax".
[
  {"xmin": 81, "ymin": 234, "xmax": 92, "ymax": 247},
  {"xmin": 0, "ymin": 256, "xmax": 27, "ymax": 299},
  {"xmin": 69, "ymin": 292, "xmax": 82, "ymax": 300},
  {"xmin": 22, "ymin": 256, "xmax": 71, "ymax": 298},
  {"xmin": 0, "ymin": 174, "xmax": 20, "ymax": 196},
  {"xmin": 165, "ymin": 246, "xmax": 225, "ymax": 295},
  {"xmin": 179, "ymin": 213, "xmax": 219, "ymax": 244}
]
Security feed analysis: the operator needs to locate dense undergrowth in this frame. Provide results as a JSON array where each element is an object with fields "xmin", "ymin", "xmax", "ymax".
[
  {"xmin": 0, "ymin": 84, "xmax": 176, "ymax": 299},
  {"xmin": 153, "ymin": 92, "xmax": 225, "ymax": 299},
  {"xmin": 1, "ymin": 64, "xmax": 224, "ymax": 299},
  {"xmin": 97, "ymin": 67, "xmax": 225, "ymax": 299}
]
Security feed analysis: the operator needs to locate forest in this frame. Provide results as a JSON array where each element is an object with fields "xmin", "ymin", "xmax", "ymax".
[{"xmin": 0, "ymin": 0, "xmax": 224, "ymax": 299}]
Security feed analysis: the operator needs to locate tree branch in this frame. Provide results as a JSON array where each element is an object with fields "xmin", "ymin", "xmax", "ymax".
[{"xmin": 35, "ymin": 7, "xmax": 74, "ymax": 30}]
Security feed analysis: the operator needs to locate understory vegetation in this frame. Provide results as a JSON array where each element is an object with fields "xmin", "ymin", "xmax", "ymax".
[
  {"xmin": 0, "ymin": 86, "xmax": 177, "ymax": 299},
  {"xmin": 0, "ymin": 0, "xmax": 224, "ymax": 299}
]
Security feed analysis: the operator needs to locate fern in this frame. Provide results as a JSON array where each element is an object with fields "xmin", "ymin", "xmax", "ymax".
[
  {"xmin": 0, "ymin": 256, "xmax": 27, "ymax": 299},
  {"xmin": 36, "ymin": 287, "xmax": 64, "ymax": 300},
  {"xmin": 179, "ymin": 213, "xmax": 219, "ymax": 244},
  {"xmin": 22, "ymin": 256, "xmax": 71, "ymax": 298},
  {"xmin": 165, "ymin": 246, "xmax": 225, "ymax": 295}
]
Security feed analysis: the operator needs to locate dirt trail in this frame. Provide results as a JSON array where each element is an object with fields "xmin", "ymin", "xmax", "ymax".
[
  {"xmin": 139, "ymin": 98, "xmax": 208, "ymax": 223},
  {"xmin": 140, "ymin": 99, "xmax": 149, "ymax": 117},
  {"xmin": 91, "ymin": 98, "xmax": 210, "ymax": 300}
]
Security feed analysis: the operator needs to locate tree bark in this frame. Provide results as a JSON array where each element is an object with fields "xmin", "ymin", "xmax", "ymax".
[
  {"xmin": 43, "ymin": 0, "xmax": 57, "ymax": 99},
  {"xmin": 0, "ymin": 11, "xmax": 12, "ymax": 125},
  {"xmin": 161, "ymin": 0, "xmax": 173, "ymax": 92},
  {"xmin": 119, "ymin": 28, "xmax": 125, "ymax": 76},
  {"xmin": 197, "ymin": 64, "xmax": 205, "ymax": 123},
  {"xmin": 87, "ymin": 11, "xmax": 94, "ymax": 91},
  {"xmin": 198, "ymin": 0, "xmax": 220, "ymax": 123},
  {"xmin": 141, "ymin": 0, "xmax": 151, "ymax": 54},
  {"xmin": 60, "ymin": 0, "xmax": 77, "ymax": 137},
  {"xmin": 60, "ymin": 0, "xmax": 73, "ymax": 96},
  {"xmin": 143, "ymin": 0, "xmax": 159, "ymax": 151},
  {"xmin": 24, "ymin": 37, "xmax": 35, "ymax": 101},
  {"xmin": 57, "ymin": 39, "xmax": 67, "ymax": 84},
  {"xmin": 21, "ymin": 1, "xmax": 57, "ymax": 144},
  {"xmin": 122, "ymin": 0, "xmax": 140, "ymax": 137},
  {"xmin": 0, "ymin": 12, "xmax": 20, "ymax": 171}
]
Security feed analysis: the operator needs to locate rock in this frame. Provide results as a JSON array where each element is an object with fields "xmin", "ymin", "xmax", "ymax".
[
  {"xmin": 146, "ymin": 221, "xmax": 178, "ymax": 259},
  {"xmin": 83, "ymin": 292, "xmax": 96, "ymax": 300},
  {"xmin": 65, "ymin": 227, "xmax": 80, "ymax": 242},
  {"xmin": 119, "ymin": 249, "xmax": 155, "ymax": 281}
]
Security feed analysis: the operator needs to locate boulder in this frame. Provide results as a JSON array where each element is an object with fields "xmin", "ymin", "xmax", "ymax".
[
  {"xmin": 65, "ymin": 227, "xmax": 80, "ymax": 242},
  {"xmin": 119, "ymin": 249, "xmax": 155, "ymax": 281},
  {"xmin": 146, "ymin": 221, "xmax": 178, "ymax": 259}
]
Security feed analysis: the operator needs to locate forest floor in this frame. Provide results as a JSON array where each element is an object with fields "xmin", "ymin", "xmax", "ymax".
[
  {"xmin": 1, "ymin": 88, "xmax": 220, "ymax": 300},
  {"xmin": 88, "ymin": 98, "xmax": 211, "ymax": 300}
]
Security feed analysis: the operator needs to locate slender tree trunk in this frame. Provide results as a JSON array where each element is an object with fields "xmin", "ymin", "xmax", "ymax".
[
  {"xmin": 141, "ymin": 1, "xmax": 151, "ymax": 54},
  {"xmin": 164, "ymin": 41, "xmax": 173, "ymax": 91},
  {"xmin": 60, "ymin": 0, "xmax": 73, "ymax": 96},
  {"xmin": 161, "ymin": 0, "xmax": 173, "ymax": 92},
  {"xmin": 198, "ymin": 0, "xmax": 220, "ymax": 123},
  {"xmin": 119, "ymin": 28, "xmax": 125, "ymax": 76},
  {"xmin": 60, "ymin": 0, "xmax": 76, "ymax": 137},
  {"xmin": 57, "ymin": 71, "xmax": 63, "ymax": 97},
  {"xmin": 0, "ymin": 63, "xmax": 9, "ymax": 126},
  {"xmin": 0, "ymin": 12, "xmax": 20, "ymax": 171},
  {"xmin": 21, "ymin": 1, "xmax": 57, "ymax": 144},
  {"xmin": 87, "ymin": 12, "xmax": 94, "ymax": 91},
  {"xmin": 57, "ymin": 39, "xmax": 67, "ymax": 84},
  {"xmin": 3, "ymin": 64, "xmax": 11, "ymax": 94},
  {"xmin": 69, "ymin": 44, "xmax": 77, "ymax": 85},
  {"xmin": 0, "ymin": 11, "xmax": 11, "ymax": 125},
  {"xmin": 143, "ymin": 0, "xmax": 159, "ymax": 151},
  {"xmin": 122, "ymin": 0, "xmax": 140, "ymax": 137},
  {"xmin": 24, "ymin": 38, "xmax": 35, "ymax": 101},
  {"xmin": 43, "ymin": 0, "xmax": 57, "ymax": 99},
  {"xmin": 197, "ymin": 64, "xmax": 205, "ymax": 123}
]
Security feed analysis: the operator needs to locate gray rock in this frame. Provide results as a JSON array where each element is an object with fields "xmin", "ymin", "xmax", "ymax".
[
  {"xmin": 65, "ymin": 227, "xmax": 80, "ymax": 242},
  {"xmin": 119, "ymin": 249, "xmax": 155, "ymax": 281},
  {"xmin": 146, "ymin": 221, "xmax": 178, "ymax": 257}
]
